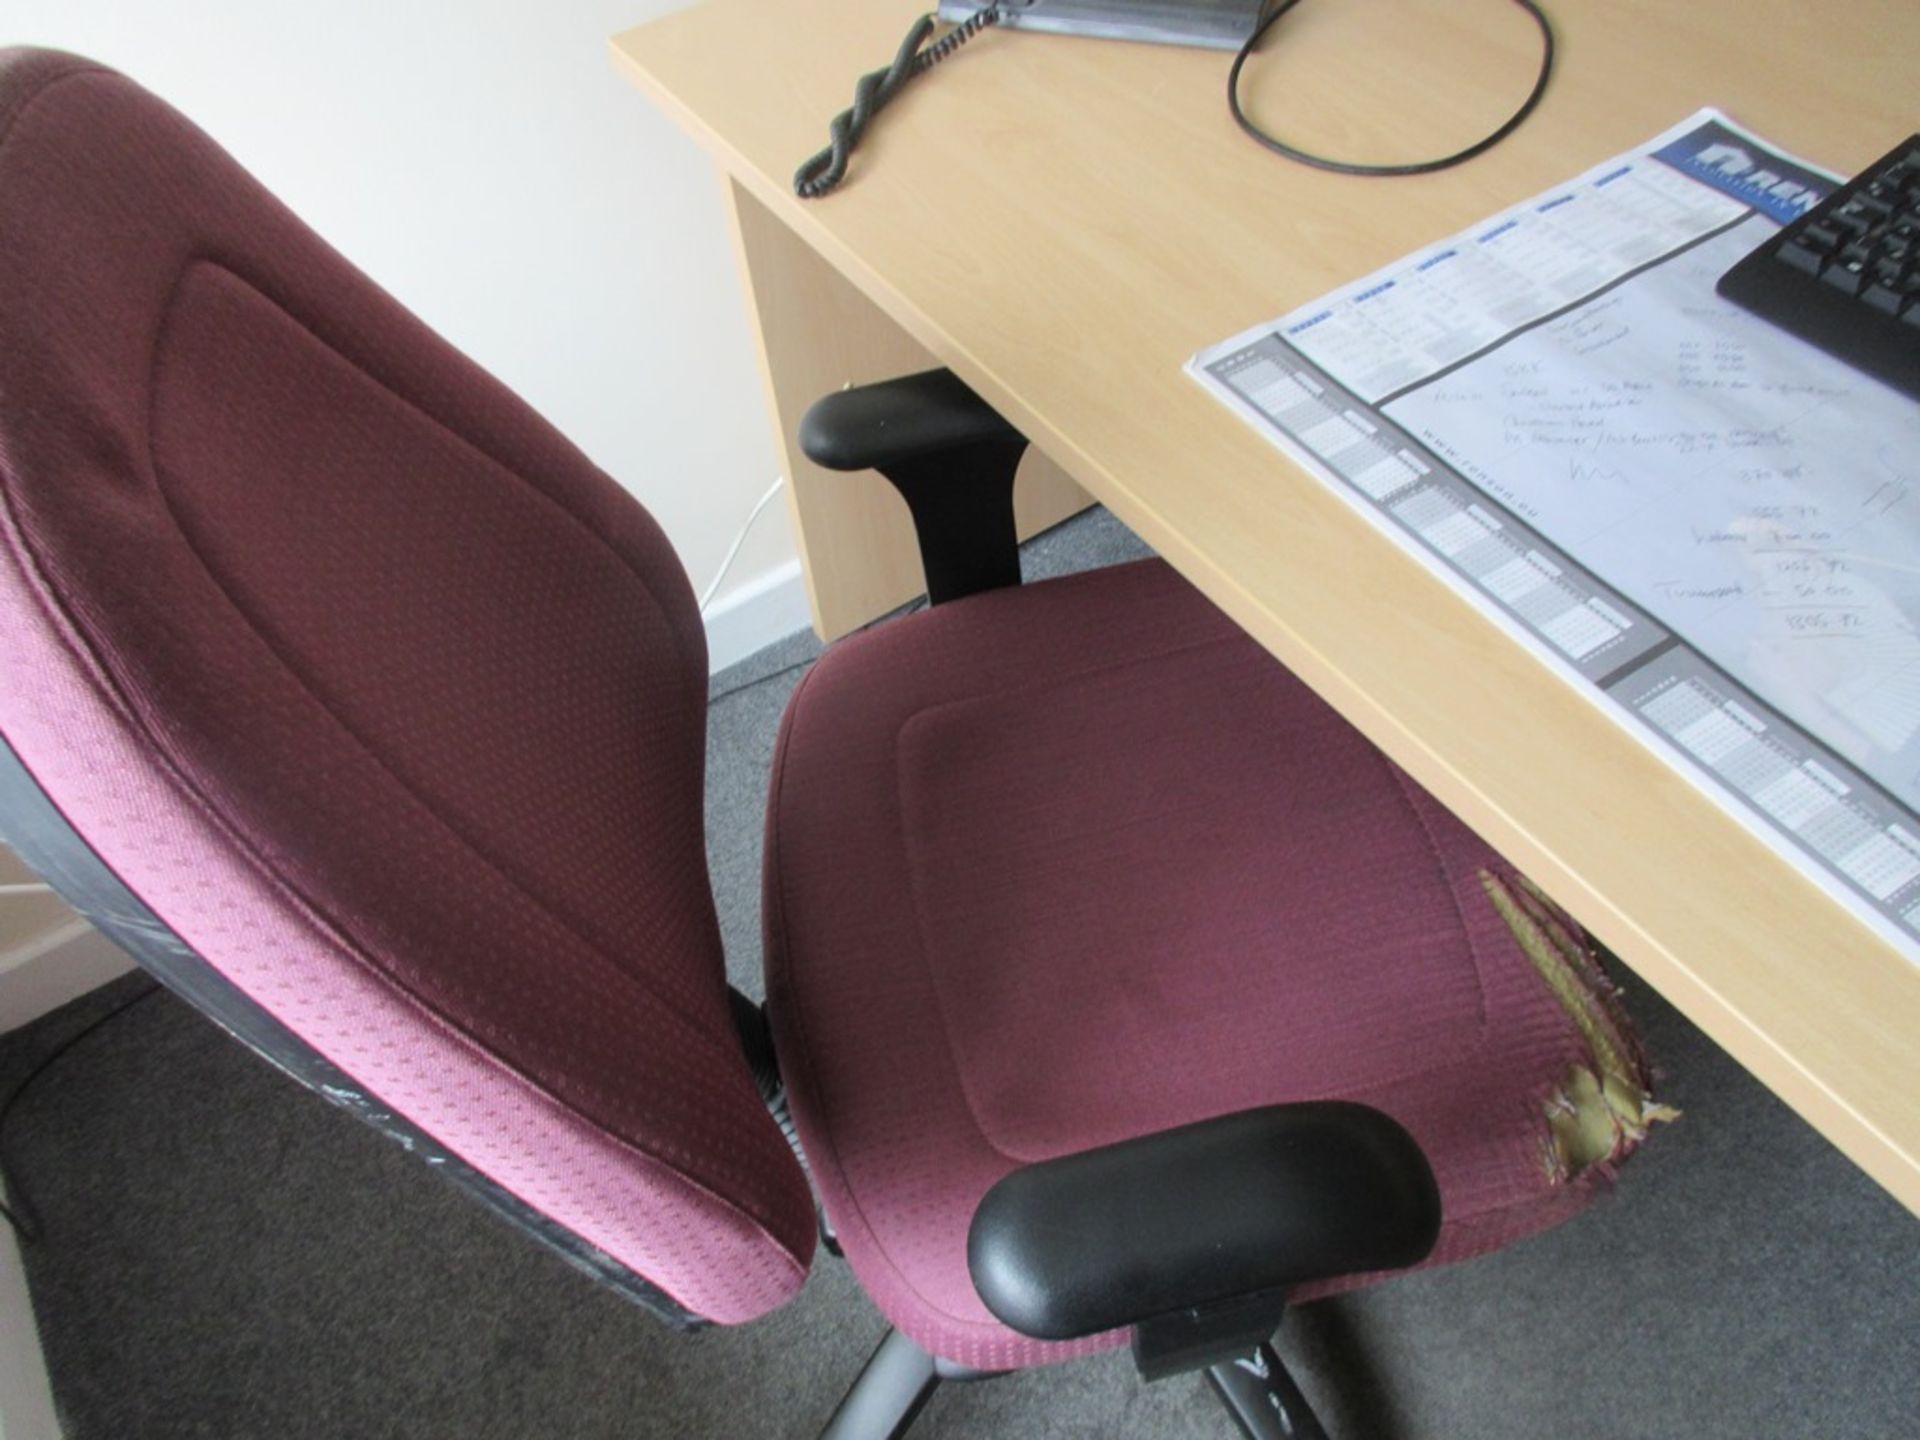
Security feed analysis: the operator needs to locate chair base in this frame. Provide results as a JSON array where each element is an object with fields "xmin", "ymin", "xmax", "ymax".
[
  {"xmin": 1206, "ymin": 1341, "xmax": 1331, "ymax": 1440},
  {"xmin": 816, "ymin": 1329, "xmax": 999, "ymax": 1440},
  {"xmin": 816, "ymin": 1330, "xmax": 1332, "ymax": 1439}
]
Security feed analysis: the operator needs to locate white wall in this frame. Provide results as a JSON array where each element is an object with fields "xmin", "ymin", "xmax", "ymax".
[{"xmin": 5, "ymin": 0, "xmax": 807, "ymax": 668}]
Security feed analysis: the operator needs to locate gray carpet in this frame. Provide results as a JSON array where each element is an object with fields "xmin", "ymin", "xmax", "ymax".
[{"xmin": 3, "ymin": 508, "xmax": 1916, "ymax": 1440}]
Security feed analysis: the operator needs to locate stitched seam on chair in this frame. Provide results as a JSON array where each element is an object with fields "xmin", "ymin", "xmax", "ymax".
[
  {"xmin": 760, "ymin": 661, "xmax": 882, "ymax": 1277},
  {"xmin": 0, "ymin": 88, "xmax": 797, "ymax": 1276},
  {"xmin": 897, "ymin": 637, "xmax": 1491, "ymax": 1168},
  {"xmin": 895, "ymin": 631, "xmax": 1254, "ymax": 1174},
  {"xmin": 764, "ymin": 663, "xmax": 885, "ymax": 1234},
  {"xmin": 0, "ymin": 482, "xmax": 809, "ymax": 1297},
  {"xmin": 778, "ymin": 578, "xmax": 1530, "ymax": 1341},
  {"xmin": 767, "ymin": 652, "xmax": 1054, "ymax": 1338},
  {"xmin": 786, "ymin": 631, "xmax": 1287, "ymax": 1340},
  {"xmin": 1381, "ymin": 762, "xmax": 1493, "ymax": 1036},
  {"xmin": 140, "ymin": 258, "xmax": 734, "ymax": 1058},
  {"xmin": 764, "ymin": 625, "xmax": 1242, "ymax": 1229},
  {"xmin": 0, "ymin": 61, "xmax": 112, "ymax": 158},
  {"xmin": 153, "ymin": 260, "xmax": 705, "ymax": 660},
  {"xmin": 0, "ymin": 260, "xmax": 795, "ymax": 1253}
]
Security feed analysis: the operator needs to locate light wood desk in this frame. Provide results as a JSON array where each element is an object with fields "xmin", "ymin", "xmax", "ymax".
[{"xmin": 612, "ymin": 0, "xmax": 1920, "ymax": 1217}]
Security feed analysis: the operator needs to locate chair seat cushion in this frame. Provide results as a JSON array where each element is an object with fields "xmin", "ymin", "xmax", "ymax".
[{"xmin": 765, "ymin": 559, "xmax": 1651, "ymax": 1370}]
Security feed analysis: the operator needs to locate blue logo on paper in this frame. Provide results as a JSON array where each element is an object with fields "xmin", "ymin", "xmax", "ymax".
[{"xmin": 1651, "ymin": 120, "xmax": 1830, "ymax": 224}]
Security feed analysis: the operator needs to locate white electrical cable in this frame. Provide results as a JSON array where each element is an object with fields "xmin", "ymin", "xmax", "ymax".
[
  {"xmin": 0, "ymin": 883, "xmax": 51, "ymax": 896},
  {"xmin": 698, "ymin": 475, "xmax": 788, "ymax": 615}
]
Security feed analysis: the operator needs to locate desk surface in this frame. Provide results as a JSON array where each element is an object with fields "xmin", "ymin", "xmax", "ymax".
[{"xmin": 612, "ymin": 0, "xmax": 1920, "ymax": 1215}]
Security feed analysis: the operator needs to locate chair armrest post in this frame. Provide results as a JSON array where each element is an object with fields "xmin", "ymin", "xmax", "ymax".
[
  {"xmin": 800, "ymin": 370, "xmax": 1030, "ymax": 606},
  {"xmin": 877, "ymin": 441, "xmax": 1026, "ymax": 605}
]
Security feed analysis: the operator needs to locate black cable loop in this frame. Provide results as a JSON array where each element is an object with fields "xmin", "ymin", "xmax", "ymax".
[
  {"xmin": 794, "ymin": 8, "xmax": 1004, "ymax": 199},
  {"xmin": 1229, "ymin": 0, "xmax": 1554, "ymax": 177}
]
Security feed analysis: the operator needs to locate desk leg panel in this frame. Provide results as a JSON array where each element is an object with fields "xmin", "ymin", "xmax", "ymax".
[{"xmin": 722, "ymin": 180, "xmax": 1089, "ymax": 641}]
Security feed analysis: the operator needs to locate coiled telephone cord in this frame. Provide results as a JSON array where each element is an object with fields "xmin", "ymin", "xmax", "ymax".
[{"xmin": 794, "ymin": 6, "xmax": 1004, "ymax": 199}]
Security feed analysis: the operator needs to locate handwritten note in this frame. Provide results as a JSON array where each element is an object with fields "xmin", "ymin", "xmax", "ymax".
[
  {"xmin": 1190, "ymin": 110, "xmax": 1920, "ymax": 958},
  {"xmin": 1386, "ymin": 220, "xmax": 1920, "ymax": 804}
]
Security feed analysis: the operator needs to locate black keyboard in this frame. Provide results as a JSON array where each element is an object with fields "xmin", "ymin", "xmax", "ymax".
[{"xmin": 1716, "ymin": 135, "xmax": 1920, "ymax": 400}]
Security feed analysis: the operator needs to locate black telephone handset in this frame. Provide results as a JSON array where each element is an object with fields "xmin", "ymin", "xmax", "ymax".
[{"xmin": 793, "ymin": 4, "xmax": 1013, "ymax": 199}]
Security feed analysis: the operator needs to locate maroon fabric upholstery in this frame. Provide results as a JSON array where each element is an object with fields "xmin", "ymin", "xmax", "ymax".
[
  {"xmin": 0, "ymin": 50, "xmax": 814, "ymax": 1323},
  {"xmin": 766, "ymin": 560, "xmax": 1626, "ymax": 1369},
  {"xmin": 0, "ymin": 45, "xmax": 1650, "ymax": 1375}
]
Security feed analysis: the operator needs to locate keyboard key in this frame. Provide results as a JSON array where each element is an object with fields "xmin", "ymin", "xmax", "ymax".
[
  {"xmin": 1822, "ymin": 258, "xmax": 1867, "ymax": 295},
  {"xmin": 1777, "ymin": 239, "xmax": 1825, "ymax": 274},
  {"xmin": 1803, "ymin": 221, "xmax": 1844, "ymax": 251},
  {"xmin": 1864, "ymin": 282, "xmax": 1905, "ymax": 314}
]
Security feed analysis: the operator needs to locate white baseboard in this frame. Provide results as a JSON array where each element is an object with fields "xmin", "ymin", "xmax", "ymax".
[
  {"xmin": 0, "ymin": 920, "xmax": 136, "ymax": 1036},
  {"xmin": 0, "ymin": 1220, "xmax": 61, "ymax": 1440},
  {"xmin": 702, "ymin": 558, "xmax": 811, "ymax": 674},
  {"xmin": 0, "ymin": 922, "xmax": 90, "ymax": 1439}
]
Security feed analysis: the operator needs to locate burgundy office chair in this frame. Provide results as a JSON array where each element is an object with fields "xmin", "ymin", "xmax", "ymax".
[{"xmin": 0, "ymin": 49, "xmax": 1668, "ymax": 1438}]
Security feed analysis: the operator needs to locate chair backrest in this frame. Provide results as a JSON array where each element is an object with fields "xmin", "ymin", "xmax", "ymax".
[{"xmin": 0, "ymin": 49, "xmax": 815, "ymax": 1325}]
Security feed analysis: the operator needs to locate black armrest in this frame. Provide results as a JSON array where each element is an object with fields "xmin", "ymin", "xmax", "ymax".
[
  {"xmin": 966, "ymin": 1103, "xmax": 1441, "ymax": 1344},
  {"xmin": 798, "ymin": 370, "xmax": 1030, "ymax": 606},
  {"xmin": 798, "ymin": 369, "xmax": 1023, "ymax": 473}
]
